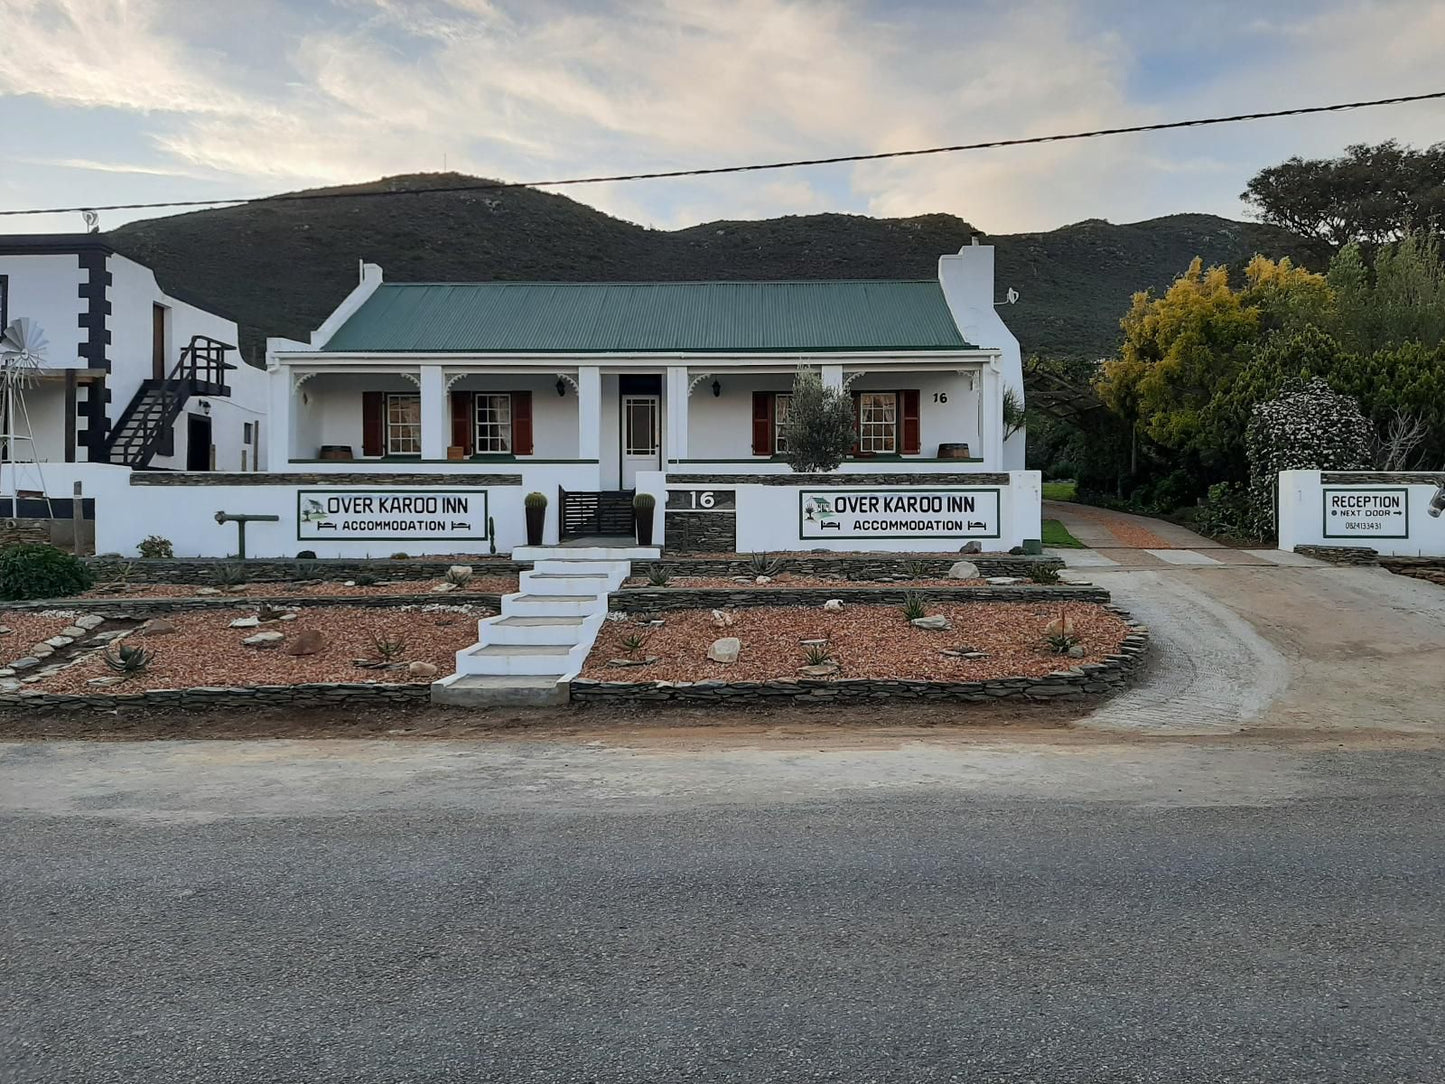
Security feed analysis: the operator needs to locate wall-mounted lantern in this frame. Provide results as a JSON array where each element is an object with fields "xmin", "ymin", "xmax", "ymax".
[
  {"xmin": 711, "ymin": 379, "xmax": 721, "ymax": 398},
  {"xmin": 555, "ymin": 377, "xmax": 567, "ymax": 397}
]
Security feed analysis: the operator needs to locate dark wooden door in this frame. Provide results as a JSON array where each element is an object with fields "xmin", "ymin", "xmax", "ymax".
[
  {"xmin": 186, "ymin": 414, "xmax": 211, "ymax": 471},
  {"xmin": 152, "ymin": 304, "xmax": 167, "ymax": 380}
]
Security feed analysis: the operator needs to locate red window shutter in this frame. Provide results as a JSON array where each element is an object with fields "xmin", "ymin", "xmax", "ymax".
[
  {"xmin": 849, "ymin": 391, "xmax": 861, "ymax": 457},
  {"xmin": 450, "ymin": 391, "xmax": 474, "ymax": 455},
  {"xmin": 752, "ymin": 392, "xmax": 774, "ymax": 455},
  {"xmin": 361, "ymin": 391, "xmax": 384, "ymax": 457},
  {"xmin": 512, "ymin": 391, "xmax": 533, "ymax": 455},
  {"xmin": 901, "ymin": 389, "xmax": 921, "ymax": 454}
]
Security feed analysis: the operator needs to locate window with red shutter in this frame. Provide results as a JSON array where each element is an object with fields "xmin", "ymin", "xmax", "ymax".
[
  {"xmin": 900, "ymin": 389, "xmax": 921, "ymax": 455},
  {"xmin": 450, "ymin": 391, "xmax": 474, "ymax": 455},
  {"xmin": 361, "ymin": 391, "xmax": 384, "ymax": 457},
  {"xmin": 751, "ymin": 392, "xmax": 774, "ymax": 455},
  {"xmin": 511, "ymin": 390, "xmax": 534, "ymax": 455}
]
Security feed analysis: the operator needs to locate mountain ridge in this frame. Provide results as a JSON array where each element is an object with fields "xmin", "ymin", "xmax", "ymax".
[{"xmin": 105, "ymin": 172, "xmax": 1330, "ymax": 362}]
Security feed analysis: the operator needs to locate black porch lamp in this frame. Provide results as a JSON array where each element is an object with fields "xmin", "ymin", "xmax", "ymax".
[
  {"xmin": 555, "ymin": 377, "xmax": 567, "ymax": 397},
  {"xmin": 711, "ymin": 379, "xmax": 721, "ymax": 397}
]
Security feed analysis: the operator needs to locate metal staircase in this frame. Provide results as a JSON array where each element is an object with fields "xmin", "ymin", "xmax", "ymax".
[
  {"xmin": 432, "ymin": 543, "xmax": 661, "ymax": 706},
  {"xmin": 105, "ymin": 336, "xmax": 235, "ymax": 468}
]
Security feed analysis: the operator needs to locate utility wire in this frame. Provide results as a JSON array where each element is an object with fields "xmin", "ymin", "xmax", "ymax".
[{"xmin": 3, "ymin": 89, "xmax": 1443, "ymax": 219}]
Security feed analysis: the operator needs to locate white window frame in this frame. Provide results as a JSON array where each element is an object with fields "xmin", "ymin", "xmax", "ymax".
[
  {"xmin": 385, "ymin": 393, "xmax": 421, "ymax": 456},
  {"xmin": 473, "ymin": 393, "xmax": 513, "ymax": 454},
  {"xmin": 858, "ymin": 392, "xmax": 898, "ymax": 454},
  {"xmin": 773, "ymin": 393, "xmax": 792, "ymax": 454}
]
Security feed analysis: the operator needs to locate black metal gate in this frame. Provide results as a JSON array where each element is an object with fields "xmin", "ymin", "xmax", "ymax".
[{"xmin": 559, "ymin": 487, "xmax": 636, "ymax": 540}]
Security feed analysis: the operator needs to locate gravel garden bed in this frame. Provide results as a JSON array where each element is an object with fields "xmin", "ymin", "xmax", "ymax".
[
  {"xmin": 81, "ymin": 576, "xmax": 519, "ymax": 600},
  {"xmin": 28, "ymin": 604, "xmax": 488, "ymax": 695},
  {"xmin": 622, "ymin": 574, "xmax": 989, "ymax": 589},
  {"xmin": 581, "ymin": 602, "xmax": 1129, "ymax": 684}
]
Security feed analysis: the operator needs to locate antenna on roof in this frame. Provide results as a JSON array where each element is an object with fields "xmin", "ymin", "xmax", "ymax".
[{"xmin": 81, "ymin": 209, "xmax": 99, "ymax": 233}]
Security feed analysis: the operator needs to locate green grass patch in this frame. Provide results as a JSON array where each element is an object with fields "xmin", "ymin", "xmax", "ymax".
[
  {"xmin": 1041, "ymin": 518, "xmax": 1084, "ymax": 548},
  {"xmin": 1041, "ymin": 480, "xmax": 1077, "ymax": 501}
]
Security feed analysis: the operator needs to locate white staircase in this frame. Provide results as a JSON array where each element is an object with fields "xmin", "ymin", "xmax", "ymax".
[{"xmin": 432, "ymin": 545, "xmax": 659, "ymax": 706}]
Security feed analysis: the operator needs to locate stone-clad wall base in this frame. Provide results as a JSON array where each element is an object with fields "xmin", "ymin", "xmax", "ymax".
[
  {"xmin": 573, "ymin": 620, "xmax": 1149, "ymax": 705},
  {"xmin": 0, "ymin": 682, "xmax": 431, "ymax": 713},
  {"xmin": 4, "ymin": 594, "xmax": 505, "ymax": 617},
  {"xmin": 84, "ymin": 557, "xmax": 526, "ymax": 584},
  {"xmin": 662, "ymin": 511, "xmax": 736, "ymax": 552},
  {"xmin": 1294, "ymin": 545, "xmax": 1379, "ymax": 566},
  {"xmin": 611, "ymin": 585, "xmax": 1107, "ymax": 610},
  {"xmin": 647, "ymin": 555, "xmax": 1064, "ymax": 577}
]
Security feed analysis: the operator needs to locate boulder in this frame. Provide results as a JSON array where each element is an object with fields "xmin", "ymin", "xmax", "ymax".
[
  {"xmin": 823, "ymin": 599, "xmax": 844, "ymax": 612},
  {"xmin": 283, "ymin": 629, "xmax": 326, "ymax": 656},
  {"xmin": 447, "ymin": 565, "xmax": 473, "ymax": 582},
  {"xmin": 44, "ymin": 636, "xmax": 74, "ymax": 648},
  {"xmin": 407, "ymin": 661, "xmax": 440, "ymax": 678},
  {"xmin": 75, "ymin": 615, "xmax": 106, "ymax": 630},
  {"xmin": 59, "ymin": 625, "xmax": 87, "ymax": 638},
  {"xmin": 140, "ymin": 619, "xmax": 179, "ymax": 637},
  {"xmin": 1046, "ymin": 615, "xmax": 1075, "ymax": 638},
  {"xmin": 29, "ymin": 643, "xmax": 54, "ymax": 658},
  {"xmin": 10, "ymin": 657, "xmax": 40, "ymax": 671},
  {"xmin": 959, "ymin": 541, "xmax": 982, "ymax": 554},
  {"xmin": 910, "ymin": 615, "xmax": 953, "ymax": 631},
  {"xmin": 241, "ymin": 631, "xmax": 284, "ymax": 648},
  {"xmin": 947, "ymin": 561, "xmax": 979, "ymax": 580},
  {"xmin": 710, "ymin": 609, "xmax": 733, "ymax": 628},
  {"xmin": 707, "ymin": 637, "xmax": 741, "ymax": 664},
  {"xmin": 1067, "ymin": 645, "xmax": 1086, "ymax": 658},
  {"xmin": 229, "ymin": 616, "xmax": 261, "ymax": 629}
]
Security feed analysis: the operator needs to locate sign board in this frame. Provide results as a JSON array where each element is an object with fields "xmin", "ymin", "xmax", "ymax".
[
  {"xmin": 799, "ymin": 488, "xmax": 1000, "ymax": 540},
  {"xmin": 1322, "ymin": 487, "xmax": 1409, "ymax": 539},
  {"xmin": 297, "ymin": 489, "xmax": 488, "ymax": 541},
  {"xmin": 666, "ymin": 489, "xmax": 736, "ymax": 512}
]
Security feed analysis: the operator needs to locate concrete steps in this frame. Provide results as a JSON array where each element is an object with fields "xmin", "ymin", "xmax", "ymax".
[{"xmin": 435, "ymin": 545, "xmax": 648, "ymax": 700}]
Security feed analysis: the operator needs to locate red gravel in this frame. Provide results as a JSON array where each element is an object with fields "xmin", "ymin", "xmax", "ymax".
[
  {"xmin": 1, "ymin": 612, "xmax": 76, "ymax": 660},
  {"xmin": 623, "ymin": 575, "xmax": 984, "ymax": 589},
  {"xmin": 38, "ymin": 605, "xmax": 489, "ymax": 693},
  {"xmin": 582, "ymin": 602, "xmax": 1128, "ymax": 683},
  {"xmin": 81, "ymin": 577, "xmax": 518, "ymax": 599}
]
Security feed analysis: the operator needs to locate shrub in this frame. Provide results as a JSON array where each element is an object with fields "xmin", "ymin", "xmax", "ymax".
[
  {"xmin": 390, "ymin": 552, "xmax": 410, "ymax": 560},
  {"xmin": 619, "ymin": 630, "xmax": 650, "ymax": 657},
  {"xmin": 1194, "ymin": 482, "xmax": 1258, "ymax": 541},
  {"xmin": 1046, "ymin": 630, "xmax": 1080, "ymax": 655},
  {"xmin": 371, "ymin": 633, "xmax": 408, "ymax": 662},
  {"xmin": 780, "ymin": 366, "xmax": 856, "ymax": 472},
  {"xmin": 102, "ymin": 643, "xmax": 152, "ymax": 675},
  {"xmin": 211, "ymin": 562, "xmax": 246, "ymax": 587},
  {"xmin": 802, "ymin": 640, "xmax": 833, "ymax": 666},
  {"xmin": 903, "ymin": 559, "xmax": 931, "ymax": 579},
  {"xmin": 295, "ymin": 549, "xmax": 317, "ymax": 560},
  {"xmin": 0, "ymin": 543, "xmax": 94, "ymax": 601},
  {"xmin": 1027, "ymin": 563, "xmax": 1062, "ymax": 584},
  {"xmin": 645, "ymin": 563, "xmax": 672, "ymax": 586},
  {"xmin": 137, "ymin": 535, "xmax": 173, "ymax": 559},
  {"xmin": 900, "ymin": 592, "xmax": 928, "ymax": 622},
  {"xmin": 746, "ymin": 552, "xmax": 784, "ymax": 577},
  {"xmin": 293, "ymin": 559, "xmax": 323, "ymax": 581}
]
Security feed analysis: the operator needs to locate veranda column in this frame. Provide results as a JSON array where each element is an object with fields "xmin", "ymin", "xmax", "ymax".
[
  {"xmin": 978, "ymin": 366, "xmax": 1004, "ymax": 467},
  {"xmin": 267, "ymin": 364, "xmax": 294, "ymax": 465},
  {"xmin": 821, "ymin": 364, "xmax": 844, "ymax": 391},
  {"xmin": 577, "ymin": 366, "xmax": 602, "ymax": 461},
  {"xmin": 419, "ymin": 365, "xmax": 447, "ymax": 460},
  {"xmin": 665, "ymin": 365, "xmax": 689, "ymax": 463}
]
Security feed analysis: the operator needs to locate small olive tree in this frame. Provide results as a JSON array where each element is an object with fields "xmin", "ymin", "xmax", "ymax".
[{"xmin": 780, "ymin": 367, "xmax": 856, "ymax": 473}]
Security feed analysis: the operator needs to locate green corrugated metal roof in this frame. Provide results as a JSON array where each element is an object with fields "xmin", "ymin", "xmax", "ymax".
[{"xmin": 320, "ymin": 280, "xmax": 974, "ymax": 354}]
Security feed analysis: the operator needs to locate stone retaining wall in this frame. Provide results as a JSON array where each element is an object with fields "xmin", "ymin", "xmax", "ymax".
[
  {"xmin": 1294, "ymin": 544, "xmax": 1379, "ymax": 566},
  {"xmin": 610, "ymin": 585, "xmax": 1107, "ymax": 610},
  {"xmin": 675, "ymin": 472, "xmax": 1011, "ymax": 486},
  {"xmin": 84, "ymin": 557, "xmax": 526, "ymax": 584},
  {"xmin": 3, "ymin": 594, "xmax": 504, "ymax": 617},
  {"xmin": 0, "ymin": 681, "xmax": 431, "ymax": 712},
  {"xmin": 573, "ymin": 612, "xmax": 1149, "ymax": 705},
  {"xmin": 1320, "ymin": 472, "xmax": 1445, "ymax": 485},
  {"xmin": 642, "ymin": 555, "xmax": 1063, "ymax": 578}
]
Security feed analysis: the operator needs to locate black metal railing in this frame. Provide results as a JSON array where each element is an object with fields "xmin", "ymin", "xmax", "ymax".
[
  {"xmin": 559, "ymin": 487, "xmax": 635, "ymax": 539},
  {"xmin": 105, "ymin": 335, "xmax": 237, "ymax": 468}
]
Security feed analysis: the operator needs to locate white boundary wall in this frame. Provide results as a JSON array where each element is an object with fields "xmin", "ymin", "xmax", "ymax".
[{"xmin": 1278, "ymin": 470, "xmax": 1445, "ymax": 557}]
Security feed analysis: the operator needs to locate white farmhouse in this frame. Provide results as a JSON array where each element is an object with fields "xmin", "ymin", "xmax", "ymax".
[
  {"xmin": 264, "ymin": 242, "xmax": 1031, "ymax": 551},
  {"xmin": 0, "ymin": 235, "xmax": 268, "ymax": 473}
]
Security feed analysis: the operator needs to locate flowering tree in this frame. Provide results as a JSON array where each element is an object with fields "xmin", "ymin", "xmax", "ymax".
[{"xmin": 1246, "ymin": 377, "xmax": 1372, "ymax": 537}]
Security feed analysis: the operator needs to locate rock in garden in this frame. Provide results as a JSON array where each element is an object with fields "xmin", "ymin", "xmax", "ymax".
[
  {"xmin": 0, "ymin": 625, "xmax": 10, "ymax": 635},
  {"xmin": 60, "ymin": 626, "xmax": 87, "ymax": 638},
  {"xmin": 44, "ymin": 636, "xmax": 74, "ymax": 648},
  {"xmin": 141, "ymin": 619, "xmax": 179, "ymax": 637},
  {"xmin": 447, "ymin": 565, "xmax": 473, "ymax": 582},
  {"xmin": 799, "ymin": 638, "xmax": 828, "ymax": 646},
  {"xmin": 755, "ymin": 575, "xmax": 772, "ymax": 584},
  {"xmin": 29, "ymin": 644, "xmax": 54, "ymax": 658},
  {"xmin": 431, "ymin": 582, "xmax": 458, "ymax": 593},
  {"xmin": 225, "ymin": 585, "xmax": 249, "ymax": 594},
  {"xmin": 278, "ymin": 613, "xmax": 298, "ymax": 621},
  {"xmin": 230, "ymin": 616, "xmax": 261, "ymax": 629},
  {"xmin": 406, "ymin": 661, "xmax": 439, "ymax": 678},
  {"xmin": 798, "ymin": 662, "xmax": 840, "ymax": 677},
  {"xmin": 1046, "ymin": 615, "xmax": 1075, "ymax": 638},
  {"xmin": 607, "ymin": 657, "xmax": 658, "ymax": 668},
  {"xmin": 959, "ymin": 541, "xmax": 982, "ymax": 554},
  {"xmin": 710, "ymin": 609, "xmax": 733, "ymax": 628},
  {"xmin": 283, "ymin": 629, "xmax": 327, "ymax": 656},
  {"xmin": 1067, "ymin": 645, "xmax": 1086, "ymax": 658},
  {"xmin": 195, "ymin": 587, "xmax": 221, "ymax": 596},
  {"xmin": 986, "ymin": 576, "xmax": 1022, "ymax": 586},
  {"xmin": 76, "ymin": 615, "xmax": 105, "ymax": 630},
  {"xmin": 707, "ymin": 637, "xmax": 741, "ymax": 664},
  {"xmin": 947, "ymin": 561, "xmax": 979, "ymax": 580},
  {"xmin": 823, "ymin": 599, "xmax": 844, "ymax": 612},
  {"xmin": 10, "ymin": 657, "xmax": 39, "ymax": 671},
  {"xmin": 910, "ymin": 615, "xmax": 953, "ymax": 631},
  {"xmin": 241, "ymin": 631, "xmax": 284, "ymax": 648}
]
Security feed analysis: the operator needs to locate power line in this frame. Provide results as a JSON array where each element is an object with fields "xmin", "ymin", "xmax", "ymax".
[{"xmin": 3, "ymin": 88, "xmax": 1443, "ymax": 219}]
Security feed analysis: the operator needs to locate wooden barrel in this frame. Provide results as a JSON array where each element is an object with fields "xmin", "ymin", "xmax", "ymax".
[
  {"xmin": 318, "ymin": 445, "xmax": 354, "ymax": 461},
  {"xmin": 937, "ymin": 442, "xmax": 972, "ymax": 459}
]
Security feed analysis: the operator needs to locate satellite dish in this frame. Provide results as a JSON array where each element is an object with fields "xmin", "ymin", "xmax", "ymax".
[
  {"xmin": 995, "ymin": 286, "xmax": 1020, "ymax": 306},
  {"xmin": 81, "ymin": 209, "xmax": 100, "ymax": 233}
]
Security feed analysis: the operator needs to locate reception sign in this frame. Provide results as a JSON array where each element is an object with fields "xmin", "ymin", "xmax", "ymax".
[
  {"xmin": 1322, "ymin": 487, "xmax": 1409, "ymax": 539},
  {"xmin": 799, "ymin": 488, "xmax": 1001, "ymax": 540},
  {"xmin": 297, "ymin": 489, "xmax": 488, "ymax": 541}
]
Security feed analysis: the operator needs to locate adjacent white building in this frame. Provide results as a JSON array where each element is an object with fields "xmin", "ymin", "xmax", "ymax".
[{"xmin": 0, "ymin": 235, "xmax": 268, "ymax": 472}]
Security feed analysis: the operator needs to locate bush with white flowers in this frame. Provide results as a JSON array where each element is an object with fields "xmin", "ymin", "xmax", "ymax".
[{"xmin": 1246, "ymin": 377, "xmax": 1372, "ymax": 537}]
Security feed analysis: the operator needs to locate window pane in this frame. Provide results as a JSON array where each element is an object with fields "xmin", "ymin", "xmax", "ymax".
[
  {"xmin": 625, "ymin": 398, "xmax": 657, "ymax": 455},
  {"xmin": 859, "ymin": 392, "xmax": 896, "ymax": 453},
  {"xmin": 385, "ymin": 394, "xmax": 421, "ymax": 455},
  {"xmin": 474, "ymin": 393, "xmax": 513, "ymax": 453},
  {"xmin": 774, "ymin": 393, "xmax": 791, "ymax": 453}
]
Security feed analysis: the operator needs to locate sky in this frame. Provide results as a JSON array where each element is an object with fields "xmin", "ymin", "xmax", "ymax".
[{"xmin": 1, "ymin": 0, "xmax": 1444, "ymax": 236}]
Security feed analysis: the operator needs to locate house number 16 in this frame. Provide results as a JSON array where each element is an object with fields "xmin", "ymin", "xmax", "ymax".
[{"xmin": 933, "ymin": 392, "xmax": 949, "ymax": 403}]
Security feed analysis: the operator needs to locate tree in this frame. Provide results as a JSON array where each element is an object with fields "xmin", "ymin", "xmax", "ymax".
[
  {"xmin": 1327, "ymin": 232, "xmax": 1445, "ymax": 353},
  {"xmin": 1242, "ymin": 141, "xmax": 1445, "ymax": 247},
  {"xmin": 779, "ymin": 367, "xmax": 856, "ymax": 473}
]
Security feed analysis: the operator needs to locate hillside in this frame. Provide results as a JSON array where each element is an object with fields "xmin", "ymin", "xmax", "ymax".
[{"xmin": 106, "ymin": 173, "xmax": 1329, "ymax": 363}]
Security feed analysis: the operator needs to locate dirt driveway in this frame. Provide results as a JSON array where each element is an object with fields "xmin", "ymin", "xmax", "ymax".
[{"xmin": 1046, "ymin": 500, "xmax": 1445, "ymax": 735}]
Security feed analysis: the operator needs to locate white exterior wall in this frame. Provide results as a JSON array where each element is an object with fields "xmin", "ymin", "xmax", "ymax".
[
  {"xmin": 0, "ymin": 253, "xmax": 86, "ymax": 368},
  {"xmin": 684, "ymin": 372, "xmax": 791, "ymax": 461},
  {"xmin": 1278, "ymin": 470, "xmax": 1445, "ymax": 557}
]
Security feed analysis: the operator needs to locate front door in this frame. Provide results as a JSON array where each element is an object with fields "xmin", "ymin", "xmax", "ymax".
[
  {"xmin": 152, "ymin": 304, "xmax": 167, "ymax": 380},
  {"xmin": 621, "ymin": 394, "xmax": 660, "ymax": 489}
]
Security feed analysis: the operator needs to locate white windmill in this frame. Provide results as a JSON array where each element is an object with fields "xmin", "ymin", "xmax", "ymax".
[{"xmin": 0, "ymin": 316, "xmax": 53, "ymax": 517}]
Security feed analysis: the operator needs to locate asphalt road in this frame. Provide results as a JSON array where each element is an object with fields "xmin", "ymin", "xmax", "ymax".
[{"xmin": 3, "ymin": 734, "xmax": 1443, "ymax": 1083}]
